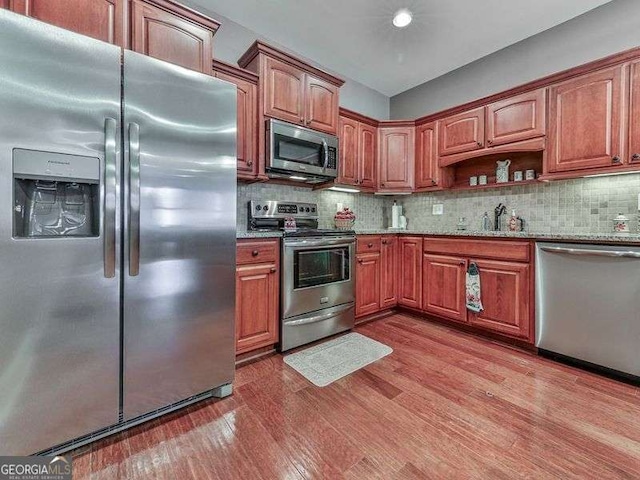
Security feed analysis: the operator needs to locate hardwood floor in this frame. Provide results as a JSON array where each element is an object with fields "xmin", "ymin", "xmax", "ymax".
[{"xmin": 72, "ymin": 314, "xmax": 640, "ymax": 479}]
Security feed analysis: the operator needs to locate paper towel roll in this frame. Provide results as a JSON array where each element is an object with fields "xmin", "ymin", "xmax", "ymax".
[{"xmin": 392, "ymin": 203, "xmax": 402, "ymax": 228}]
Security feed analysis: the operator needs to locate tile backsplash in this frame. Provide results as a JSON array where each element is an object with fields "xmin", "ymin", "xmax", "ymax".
[
  {"xmin": 238, "ymin": 174, "xmax": 640, "ymax": 234},
  {"xmin": 393, "ymin": 174, "xmax": 640, "ymax": 234},
  {"xmin": 237, "ymin": 183, "xmax": 386, "ymax": 231}
]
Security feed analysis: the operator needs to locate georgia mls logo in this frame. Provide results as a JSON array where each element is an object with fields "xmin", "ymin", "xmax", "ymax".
[{"xmin": 0, "ymin": 455, "xmax": 72, "ymax": 480}]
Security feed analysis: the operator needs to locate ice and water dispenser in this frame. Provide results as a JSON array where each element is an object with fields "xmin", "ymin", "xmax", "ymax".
[{"xmin": 13, "ymin": 149, "xmax": 100, "ymax": 238}]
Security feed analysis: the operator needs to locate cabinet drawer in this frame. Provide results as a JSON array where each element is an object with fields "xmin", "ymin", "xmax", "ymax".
[
  {"xmin": 357, "ymin": 236, "xmax": 381, "ymax": 253},
  {"xmin": 237, "ymin": 239, "xmax": 279, "ymax": 265},
  {"xmin": 423, "ymin": 237, "xmax": 530, "ymax": 262}
]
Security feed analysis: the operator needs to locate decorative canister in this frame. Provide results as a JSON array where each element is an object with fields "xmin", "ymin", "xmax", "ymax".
[
  {"xmin": 496, "ymin": 159, "xmax": 511, "ymax": 183},
  {"xmin": 479, "ymin": 175, "xmax": 488, "ymax": 185},
  {"xmin": 334, "ymin": 207, "xmax": 356, "ymax": 230},
  {"xmin": 469, "ymin": 176, "xmax": 478, "ymax": 186},
  {"xmin": 613, "ymin": 213, "xmax": 630, "ymax": 235}
]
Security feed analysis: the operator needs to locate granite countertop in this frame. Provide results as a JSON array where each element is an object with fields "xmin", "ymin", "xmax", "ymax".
[{"xmin": 236, "ymin": 228, "xmax": 640, "ymax": 244}]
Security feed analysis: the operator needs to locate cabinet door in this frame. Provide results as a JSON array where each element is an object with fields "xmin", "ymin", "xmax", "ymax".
[
  {"xmin": 359, "ymin": 123, "xmax": 377, "ymax": 188},
  {"xmin": 397, "ymin": 236, "xmax": 422, "ymax": 309},
  {"xmin": 338, "ymin": 116, "xmax": 359, "ymax": 186},
  {"xmin": 216, "ymin": 71, "xmax": 258, "ymax": 178},
  {"xmin": 9, "ymin": 0, "xmax": 125, "ymax": 46},
  {"xmin": 486, "ymin": 89, "xmax": 546, "ymax": 147},
  {"xmin": 378, "ymin": 126, "xmax": 415, "ymax": 191},
  {"xmin": 547, "ymin": 66, "xmax": 626, "ymax": 172},
  {"xmin": 356, "ymin": 252, "xmax": 380, "ymax": 317},
  {"xmin": 380, "ymin": 236, "xmax": 397, "ymax": 309},
  {"xmin": 131, "ymin": 0, "xmax": 213, "ymax": 74},
  {"xmin": 629, "ymin": 61, "xmax": 640, "ymax": 165},
  {"xmin": 423, "ymin": 254, "xmax": 467, "ymax": 323},
  {"xmin": 438, "ymin": 107, "xmax": 485, "ymax": 156},
  {"xmin": 263, "ymin": 56, "xmax": 305, "ymax": 125},
  {"xmin": 468, "ymin": 260, "xmax": 531, "ymax": 340},
  {"xmin": 305, "ymin": 75, "xmax": 339, "ymax": 135},
  {"xmin": 415, "ymin": 121, "xmax": 438, "ymax": 188},
  {"xmin": 236, "ymin": 263, "xmax": 279, "ymax": 354}
]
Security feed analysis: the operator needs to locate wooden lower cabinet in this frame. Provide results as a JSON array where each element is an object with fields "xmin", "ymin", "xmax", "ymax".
[
  {"xmin": 467, "ymin": 259, "xmax": 531, "ymax": 340},
  {"xmin": 355, "ymin": 252, "xmax": 380, "ymax": 317},
  {"xmin": 422, "ymin": 254, "xmax": 467, "ymax": 323},
  {"xmin": 380, "ymin": 236, "xmax": 398, "ymax": 309},
  {"xmin": 397, "ymin": 236, "xmax": 422, "ymax": 309},
  {"xmin": 236, "ymin": 239, "xmax": 279, "ymax": 355}
]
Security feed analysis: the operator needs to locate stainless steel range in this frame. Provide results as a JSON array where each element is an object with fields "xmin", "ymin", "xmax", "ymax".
[{"xmin": 249, "ymin": 201, "xmax": 355, "ymax": 351}]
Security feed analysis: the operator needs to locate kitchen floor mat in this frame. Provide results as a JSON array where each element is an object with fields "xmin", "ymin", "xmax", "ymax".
[{"xmin": 283, "ymin": 332, "xmax": 393, "ymax": 387}]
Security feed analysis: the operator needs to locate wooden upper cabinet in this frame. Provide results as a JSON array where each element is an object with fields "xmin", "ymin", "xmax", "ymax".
[
  {"xmin": 629, "ymin": 61, "xmax": 640, "ymax": 164},
  {"xmin": 263, "ymin": 56, "xmax": 305, "ymax": 125},
  {"xmin": 397, "ymin": 236, "xmax": 422, "ymax": 309},
  {"xmin": 379, "ymin": 236, "xmax": 397, "ymax": 310},
  {"xmin": 467, "ymin": 260, "xmax": 531, "ymax": 340},
  {"xmin": 214, "ymin": 64, "xmax": 258, "ymax": 178},
  {"xmin": 8, "ymin": 0, "xmax": 126, "ymax": 46},
  {"xmin": 358, "ymin": 123, "xmax": 377, "ymax": 188},
  {"xmin": 438, "ymin": 107, "xmax": 485, "ymax": 157},
  {"xmin": 306, "ymin": 75, "xmax": 339, "ymax": 134},
  {"xmin": 547, "ymin": 66, "xmax": 627, "ymax": 173},
  {"xmin": 378, "ymin": 125, "xmax": 415, "ymax": 191},
  {"xmin": 486, "ymin": 89, "xmax": 546, "ymax": 147},
  {"xmin": 422, "ymin": 254, "xmax": 467, "ymax": 323},
  {"xmin": 415, "ymin": 121, "xmax": 438, "ymax": 189},
  {"xmin": 130, "ymin": 0, "xmax": 218, "ymax": 74},
  {"xmin": 355, "ymin": 252, "xmax": 380, "ymax": 317},
  {"xmin": 338, "ymin": 116, "xmax": 359, "ymax": 186}
]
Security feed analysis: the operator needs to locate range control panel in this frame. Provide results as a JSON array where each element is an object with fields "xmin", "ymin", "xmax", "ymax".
[{"xmin": 249, "ymin": 200, "xmax": 318, "ymax": 219}]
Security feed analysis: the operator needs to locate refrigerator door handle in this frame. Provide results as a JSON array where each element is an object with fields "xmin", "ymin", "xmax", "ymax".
[
  {"xmin": 128, "ymin": 122, "xmax": 141, "ymax": 276},
  {"xmin": 103, "ymin": 117, "xmax": 117, "ymax": 278}
]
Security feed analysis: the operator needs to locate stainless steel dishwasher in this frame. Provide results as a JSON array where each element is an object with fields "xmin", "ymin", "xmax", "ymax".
[{"xmin": 536, "ymin": 242, "xmax": 640, "ymax": 381}]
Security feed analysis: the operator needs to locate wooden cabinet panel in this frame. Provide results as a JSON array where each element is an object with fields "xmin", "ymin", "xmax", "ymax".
[
  {"xmin": 9, "ymin": 0, "xmax": 125, "ymax": 46},
  {"xmin": 215, "ymin": 70, "xmax": 257, "ymax": 177},
  {"xmin": 486, "ymin": 89, "xmax": 546, "ymax": 147},
  {"xmin": 378, "ymin": 126, "xmax": 415, "ymax": 191},
  {"xmin": 263, "ymin": 56, "xmax": 305, "ymax": 125},
  {"xmin": 423, "ymin": 238, "xmax": 530, "ymax": 263},
  {"xmin": 236, "ymin": 263, "xmax": 279, "ymax": 354},
  {"xmin": 131, "ymin": 0, "xmax": 214, "ymax": 74},
  {"xmin": 358, "ymin": 123, "xmax": 377, "ymax": 188},
  {"xmin": 468, "ymin": 260, "xmax": 531, "ymax": 340},
  {"xmin": 356, "ymin": 235, "xmax": 381, "ymax": 254},
  {"xmin": 338, "ymin": 116, "xmax": 359, "ymax": 186},
  {"xmin": 356, "ymin": 252, "xmax": 380, "ymax": 317},
  {"xmin": 547, "ymin": 66, "xmax": 626, "ymax": 172},
  {"xmin": 237, "ymin": 239, "xmax": 278, "ymax": 265},
  {"xmin": 305, "ymin": 75, "xmax": 339, "ymax": 134},
  {"xmin": 422, "ymin": 254, "xmax": 467, "ymax": 323},
  {"xmin": 415, "ymin": 121, "xmax": 438, "ymax": 189},
  {"xmin": 380, "ymin": 236, "xmax": 397, "ymax": 309},
  {"xmin": 630, "ymin": 61, "xmax": 640, "ymax": 165},
  {"xmin": 398, "ymin": 236, "xmax": 422, "ymax": 309},
  {"xmin": 438, "ymin": 107, "xmax": 485, "ymax": 157}
]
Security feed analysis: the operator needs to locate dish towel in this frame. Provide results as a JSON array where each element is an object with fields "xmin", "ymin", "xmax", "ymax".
[{"xmin": 466, "ymin": 262, "xmax": 483, "ymax": 313}]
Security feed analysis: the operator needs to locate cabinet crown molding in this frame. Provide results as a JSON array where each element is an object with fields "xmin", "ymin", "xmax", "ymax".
[
  {"xmin": 238, "ymin": 40, "xmax": 345, "ymax": 87},
  {"xmin": 138, "ymin": 0, "xmax": 221, "ymax": 32},
  {"xmin": 212, "ymin": 59, "xmax": 258, "ymax": 83},
  {"xmin": 339, "ymin": 107, "xmax": 379, "ymax": 127}
]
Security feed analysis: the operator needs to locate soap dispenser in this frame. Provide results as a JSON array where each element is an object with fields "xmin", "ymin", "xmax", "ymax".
[{"xmin": 508, "ymin": 209, "xmax": 519, "ymax": 232}]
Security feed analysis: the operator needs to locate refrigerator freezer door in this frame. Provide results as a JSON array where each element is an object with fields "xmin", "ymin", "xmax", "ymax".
[
  {"xmin": 0, "ymin": 11, "xmax": 122, "ymax": 454},
  {"xmin": 122, "ymin": 51, "xmax": 237, "ymax": 419}
]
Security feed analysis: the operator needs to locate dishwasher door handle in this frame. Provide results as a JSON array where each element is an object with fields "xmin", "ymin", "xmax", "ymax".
[{"xmin": 540, "ymin": 246, "xmax": 640, "ymax": 259}]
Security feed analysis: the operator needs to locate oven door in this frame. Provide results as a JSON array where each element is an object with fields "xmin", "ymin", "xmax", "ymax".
[
  {"xmin": 282, "ymin": 236, "xmax": 355, "ymax": 319},
  {"xmin": 268, "ymin": 119, "xmax": 337, "ymax": 178}
]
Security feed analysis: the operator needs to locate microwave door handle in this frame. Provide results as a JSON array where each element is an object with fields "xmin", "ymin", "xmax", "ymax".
[{"xmin": 322, "ymin": 139, "xmax": 329, "ymax": 169}]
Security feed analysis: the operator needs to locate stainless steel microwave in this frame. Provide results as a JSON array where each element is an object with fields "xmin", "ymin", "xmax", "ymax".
[{"xmin": 267, "ymin": 119, "xmax": 338, "ymax": 183}]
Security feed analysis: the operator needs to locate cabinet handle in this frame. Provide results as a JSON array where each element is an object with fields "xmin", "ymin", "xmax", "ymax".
[
  {"xmin": 632, "ymin": 153, "xmax": 640, "ymax": 162},
  {"xmin": 247, "ymin": 160, "xmax": 253, "ymax": 167},
  {"xmin": 270, "ymin": 267, "xmax": 277, "ymax": 273},
  {"xmin": 381, "ymin": 182, "xmax": 385, "ymax": 187},
  {"xmin": 431, "ymin": 179, "xmax": 437, "ymax": 186},
  {"xmin": 612, "ymin": 155, "xmax": 621, "ymax": 164},
  {"xmin": 459, "ymin": 260, "xmax": 466, "ymax": 265},
  {"xmin": 251, "ymin": 250, "xmax": 259, "ymax": 257},
  {"xmin": 382, "ymin": 240, "xmax": 387, "ymax": 245},
  {"xmin": 367, "ymin": 243, "xmax": 373, "ymax": 248},
  {"xmin": 358, "ymin": 258, "xmax": 363, "ymax": 263},
  {"xmin": 477, "ymin": 141, "xmax": 483, "ymax": 147},
  {"xmin": 299, "ymin": 116, "xmax": 304, "ymax": 123},
  {"xmin": 487, "ymin": 139, "xmax": 493, "ymax": 145}
]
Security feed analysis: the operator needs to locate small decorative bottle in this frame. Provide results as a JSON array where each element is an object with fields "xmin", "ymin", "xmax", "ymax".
[
  {"xmin": 481, "ymin": 212, "xmax": 490, "ymax": 231},
  {"xmin": 508, "ymin": 209, "xmax": 519, "ymax": 232}
]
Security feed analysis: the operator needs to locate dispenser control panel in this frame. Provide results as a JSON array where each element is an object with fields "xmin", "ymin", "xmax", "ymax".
[{"xmin": 13, "ymin": 149, "xmax": 100, "ymax": 183}]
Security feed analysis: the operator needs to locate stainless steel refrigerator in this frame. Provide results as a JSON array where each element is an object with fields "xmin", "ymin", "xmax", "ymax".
[{"xmin": 0, "ymin": 10, "xmax": 236, "ymax": 455}]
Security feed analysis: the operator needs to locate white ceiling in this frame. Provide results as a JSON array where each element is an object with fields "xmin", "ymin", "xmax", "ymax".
[{"xmin": 194, "ymin": 0, "xmax": 612, "ymax": 97}]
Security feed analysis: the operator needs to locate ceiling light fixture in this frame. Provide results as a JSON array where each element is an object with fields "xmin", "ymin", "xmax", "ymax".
[{"xmin": 392, "ymin": 8, "xmax": 412, "ymax": 28}]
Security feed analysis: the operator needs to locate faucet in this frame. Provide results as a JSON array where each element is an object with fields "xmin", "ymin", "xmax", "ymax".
[{"xmin": 494, "ymin": 203, "xmax": 507, "ymax": 231}]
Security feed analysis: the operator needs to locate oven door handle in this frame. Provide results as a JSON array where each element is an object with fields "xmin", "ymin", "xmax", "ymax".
[
  {"xmin": 284, "ymin": 238, "xmax": 355, "ymax": 248},
  {"xmin": 284, "ymin": 304, "xmax": 354, "ymax": 327}
]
